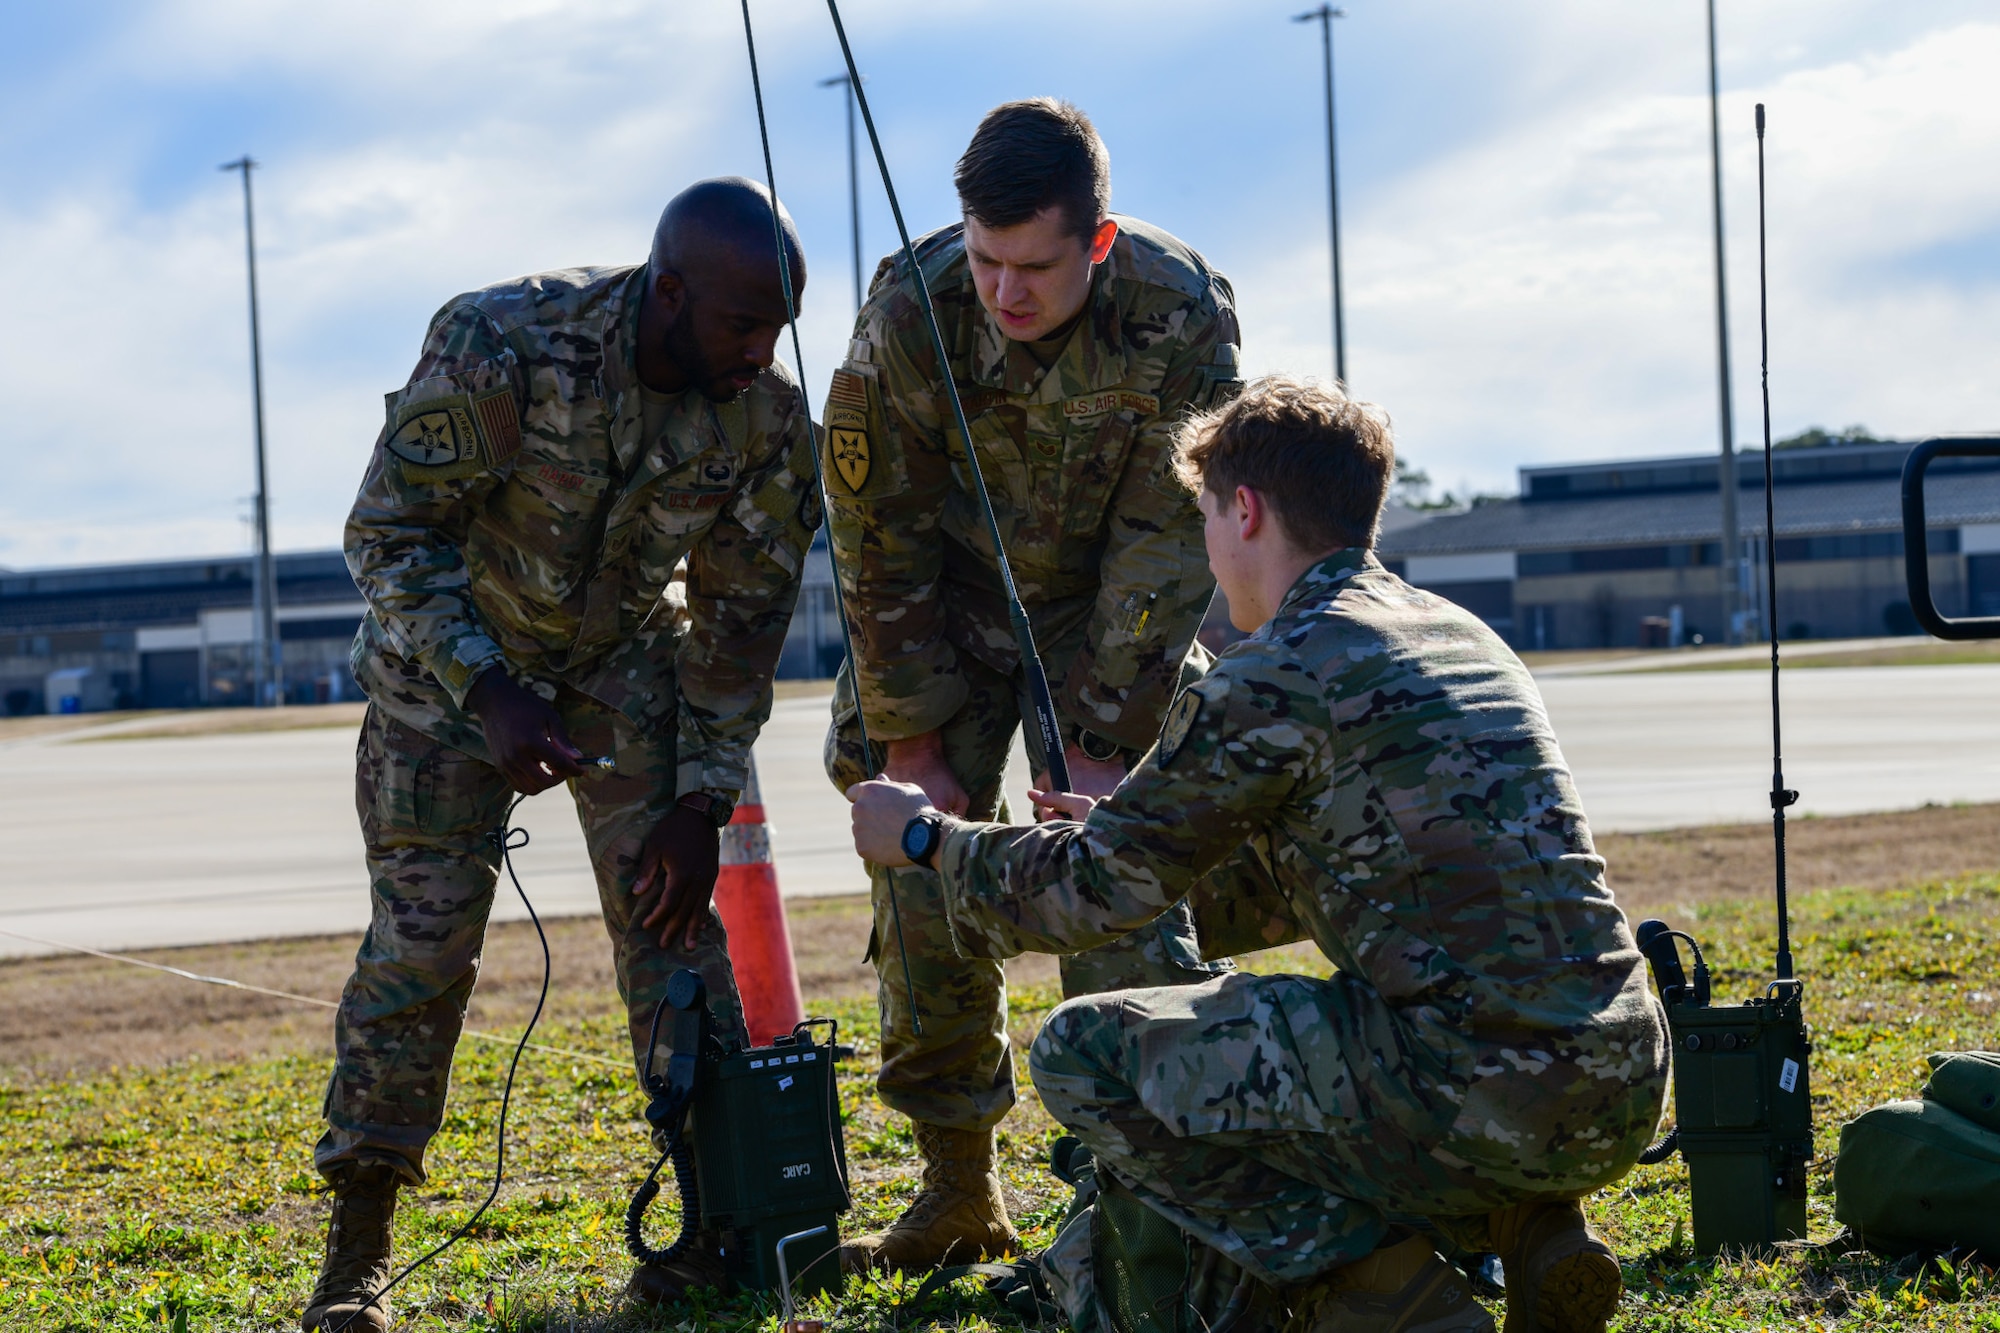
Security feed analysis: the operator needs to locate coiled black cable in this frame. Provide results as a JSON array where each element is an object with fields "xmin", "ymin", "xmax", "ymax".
[
  {"xmin": 328, "ymin": 793, "xmax": 551, "ymax": 1332},
  {"xmin": 1636, "ymin": 1128, "xmax": 1681, "ymax": 1167},
  {"xmin": 624, "ymin": 1138, "xmax": 701, "ymax": 1266}
]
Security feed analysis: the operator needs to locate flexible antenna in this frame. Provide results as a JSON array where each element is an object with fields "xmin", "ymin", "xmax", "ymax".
[
  {"xmin": 820, "ymin": 0, "xmax": 1074, "ymax": 796},
  {"xmin": 1755, "ymin": 102, "xmax": 1798, "ymax": 982},
  {"xmin": 738, "ymin": 0, "xmax": 922, "ymax": 1034}
]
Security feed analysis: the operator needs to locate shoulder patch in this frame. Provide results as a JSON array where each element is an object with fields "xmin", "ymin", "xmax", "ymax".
[
  {"xmin": 386, "ymin": 398, "xmax": 486, "ymax": 481},
  {"xmin": 1157, "ymin": 688, "xmax": 1203, "ymax": 765},
  {"xmin": 825, "ymin": 368, "xmax": 873, "ymax": 495}
]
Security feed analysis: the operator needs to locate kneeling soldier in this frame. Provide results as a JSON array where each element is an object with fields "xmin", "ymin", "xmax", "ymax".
[
  {"xmin": 850, "ymin": 376, "xmax": 1668, "ymax": 1332},
  {"xmin": 307, "ymin": 178, "xmax": 820, "ymax": 1330}
]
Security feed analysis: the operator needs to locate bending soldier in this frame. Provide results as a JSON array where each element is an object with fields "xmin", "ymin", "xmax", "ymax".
[
  {"xmin": 822, "ymin": 98, "xmax": 1245, "ymax": 1272},
  {"xmin": 307, "ymin": 179, "xmax": 820, "ymax": 1330},
  {"xmin": 850, "ymin": 377, "xmax": 1669, "ymax": 1333}
]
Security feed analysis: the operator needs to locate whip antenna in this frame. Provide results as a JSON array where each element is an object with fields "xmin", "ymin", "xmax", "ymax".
[
  {"xmin": 738, "ymin": 0, "xmax": 922, "ymax": 1034},
  {"xmin": 1754, "ymin": 102, "xmax": 1798, "ymax": 982},
  {"xmin": 819, "ymin": 0, "xmax": 1074, "ymax": 796}
]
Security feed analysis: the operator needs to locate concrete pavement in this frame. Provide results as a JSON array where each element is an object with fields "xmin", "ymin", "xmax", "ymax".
[{"xmin": 4, "ymin": 665, "xmax": 1999, "ymax": 958}]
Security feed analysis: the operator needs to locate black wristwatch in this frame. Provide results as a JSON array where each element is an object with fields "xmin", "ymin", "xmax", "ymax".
[
  {"xmin": 900, "ymin": 810, "xmax": 945, "ymax": 869},
  {"xmin": 676, "ymin": 791, "xmax": 736, "ymax": 828},
  {"xmin": 1074, "ymin": 727, "xmax": 1125, "ymax": 764}
]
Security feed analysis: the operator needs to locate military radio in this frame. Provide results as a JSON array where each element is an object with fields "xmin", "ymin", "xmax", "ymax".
[
  {"xmin": 1633, "ymin": 104, "xmax": 1817, "ymax": 1256},
  {"xmin": 626, "ymin": 969, "xmax": 851, "ymax": 1299}
]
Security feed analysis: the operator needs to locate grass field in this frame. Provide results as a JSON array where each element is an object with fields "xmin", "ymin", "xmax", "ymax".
[{"xmin": 4, "ymin": 851, "xmax": 2000, "ymax": 1326}]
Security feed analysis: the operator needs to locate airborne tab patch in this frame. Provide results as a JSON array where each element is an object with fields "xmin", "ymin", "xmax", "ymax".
[{"xmin": 1157, "ymin": 688, "xmax": 1203, "ymax": 765}]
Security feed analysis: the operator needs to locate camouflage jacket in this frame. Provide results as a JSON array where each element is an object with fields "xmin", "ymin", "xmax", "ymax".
[
  {"xmin": 937, "ymin": 552, "xmax": 1667, "ymax": 1181},
  {"xmin": 344, "ymin": 265, "xmax": 820, "ymax": 803},
  {"xmin": 823, "ymin": 217, "xmax": 1240, "ymax": 752}
]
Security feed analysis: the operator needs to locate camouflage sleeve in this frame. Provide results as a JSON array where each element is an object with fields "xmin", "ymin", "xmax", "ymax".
[
  {"xmin": 1185, "ymin": 837, "xmax": 1310, "ymax": 961},
  {"xmin": 937, "ymin": 638, "xmax": 1318, "ymax": 958},
  {"xmin": 1059, "ymin": 283, "xmax": 1239, "ymax": 751},
  {"xmin": 675, "ymin": 383, "xmax": 820, "ymax": 801},
  {"xmin": 343, "ymin": 302, "xmax": 525, "ymax": 706},
  {"xmin": 821, "ymin": 295, "xmax": 967, "ymax": 740}
]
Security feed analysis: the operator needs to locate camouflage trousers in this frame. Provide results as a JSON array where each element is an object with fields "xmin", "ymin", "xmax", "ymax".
[
  {"xmin": 825, "ymin": 655, "xmax": 1227, "ymax": 1133},
  {"xmin": 1030, "ymin": 974, "xmax": 1658, "ymax": 1288},
  {"xmin": 315, "ymin": 695, "xmax": 744, "ymax": 1185}
]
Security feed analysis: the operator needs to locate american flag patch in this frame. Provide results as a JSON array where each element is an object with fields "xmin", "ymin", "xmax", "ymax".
[
  {"xmin": 827, "ymin": 368, "xmax": 870, "ymax": 413},
  {"xmin": 472, "ymin": 387, "xmax": 522, "ymax": 464}
]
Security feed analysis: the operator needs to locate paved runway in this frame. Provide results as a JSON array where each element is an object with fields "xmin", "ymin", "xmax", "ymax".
[{"xmin": 4, "ymin": 664, "xmax": 1999, "ymax": 958}]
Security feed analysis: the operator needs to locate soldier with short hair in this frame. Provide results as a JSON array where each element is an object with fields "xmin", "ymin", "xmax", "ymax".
[
  {"xmin": 821, "ymin": 97, "xmax": 1244, "ymax": 1272},
  {"xmin": 307, "ymin": 177, "xmax": 821, "ymax": 1331},
  {"xmin": 850, "ymin": 376, "xmax": 1669, "ymax": 1333}
]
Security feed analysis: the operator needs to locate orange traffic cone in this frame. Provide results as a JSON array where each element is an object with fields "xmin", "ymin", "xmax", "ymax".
[{"xmin": 712, "ymin": 758, "xmax": 806, "ymax": 1045}]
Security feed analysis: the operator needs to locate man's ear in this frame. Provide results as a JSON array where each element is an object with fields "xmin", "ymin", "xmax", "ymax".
[
  {"xmin": 651, "ymin": 265, "xmax": 688, "ymax": 322},
  {"xmin": 1235, "ymin": 484, "xmax": 1267, "ymax": 542},
  {"xmin": 1088, "ymin": 218, "xmax": 1118, "ymax": 265}
]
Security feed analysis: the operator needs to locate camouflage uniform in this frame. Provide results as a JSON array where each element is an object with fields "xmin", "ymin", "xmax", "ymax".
[
  {"xmin": 822, "ymin": 217, "xmax": 1243, "ymax": 1132},
  {"xmin": 933, "ymin": 552, "xmax": 1670, "ymax": 1287},
  {"xmin": 322, "ymin": 265, "xmax": 820, "ymax": 1183}
]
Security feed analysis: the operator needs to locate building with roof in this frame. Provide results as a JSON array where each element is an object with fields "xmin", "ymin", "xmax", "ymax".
[
  {"xmin": 0, "ymin": 535, "xmax": 846, "ymax": 714},
  {"xmin": 1377, "ymin": 439, "xmax": 2000, "ymax": 650}
]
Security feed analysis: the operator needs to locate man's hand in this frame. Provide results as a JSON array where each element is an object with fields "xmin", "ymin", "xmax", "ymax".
[
  {"xmin": 846, "ymin": 778, "xmax": 936, "ymax": 867},
  {"xmin": 1028, "ymin": 788, "xmax": 1100, "ymax": 822},
  {"xmin": 466, "ymin": 668, "xmax": 584, "ymax": 794},
  {"xmin": 635, "ymin": 805, "xmax": 723, "ymax": 950},
  {"xmin": 1031, "ymin": 744, "xmax": 1126, "ymax": 819},
  {"xmin": 882, "ymin": 730, "xmax": 969, "ymax": 815}
]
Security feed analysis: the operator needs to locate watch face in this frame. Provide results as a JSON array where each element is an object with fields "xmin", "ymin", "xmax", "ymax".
[{"xmin": 901, "ymin": 816, "xmax": 935, "ymax": 864}]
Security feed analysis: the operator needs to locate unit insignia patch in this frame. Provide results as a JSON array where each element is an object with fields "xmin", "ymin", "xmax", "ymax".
[
  {"xmin": 830, "ymin": 426, "xmax": 871, "ymax": 493},
  {"xmin": 388, "ymin": 408, "xmax": 469, "ymax": 468},
  {"xmin": 1157, "ymin": 688, "xmax": 1203, "ymax": 765}
]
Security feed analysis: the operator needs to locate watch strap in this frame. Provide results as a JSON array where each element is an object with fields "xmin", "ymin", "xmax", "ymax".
[{"xmin": 676, "ymin": 791, "xmax": 736, "ymax": 828}]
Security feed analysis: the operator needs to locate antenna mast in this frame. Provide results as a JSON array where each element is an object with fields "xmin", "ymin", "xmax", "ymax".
[{"xmin": 1754, "ymin": 103, "xmax": 1797, "ymax": 981}]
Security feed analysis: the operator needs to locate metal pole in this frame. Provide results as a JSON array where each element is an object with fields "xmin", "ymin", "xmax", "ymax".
[
  {"xmin": 819, "ymin": 73, "xmax": 865, "ymax": 313},
  {"xmin": 1706, "ymin": 0, "xmax": 1744, "ymax": 644},
  {"xmin": 221, "ymin": 156, "xmax": 280, "ymax": 706},
  {"xmin": 1294, "ymin": 5, "xmax": 1348, "ymax": 386}
]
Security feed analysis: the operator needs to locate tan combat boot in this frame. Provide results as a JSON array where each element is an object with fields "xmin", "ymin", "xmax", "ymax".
[
  {"xmin": 1487, "ymin": 1200, "xmax": 1621, "ymax": 1333},
  {"xmin": 1291, "ymin": 1234, "xmax": 1494, "ymax": 1333},
  {"xmin": 838, "ymin": 1123, "xmax": 1020, "ymax": 1274},
  {"xmin": 301, "ymin": 1162, "xmax": 400, "ymax": 1333}
]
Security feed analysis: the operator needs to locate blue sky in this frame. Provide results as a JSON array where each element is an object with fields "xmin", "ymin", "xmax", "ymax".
[{"xmin": 2, "ymin": 0, "xmax": 1996, "ymax": 569}]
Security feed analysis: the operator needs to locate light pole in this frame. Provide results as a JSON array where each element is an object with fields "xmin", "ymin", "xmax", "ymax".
[
  {"xmin": 818, "ymin": 73, "xmax": 865, "ymax": 313},
  {"xmin": 1705, "ymin": 0, "xmax": 1746, "ymax": 644},
  {"xmin": 221, "ymin": 155, "xmax": 280, "ymax": 706},
  {"xmin": 1294, "ymin": 4, "xmax": 1348, "ymax": 386}
]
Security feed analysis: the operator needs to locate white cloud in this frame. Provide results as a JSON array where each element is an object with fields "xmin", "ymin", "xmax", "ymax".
[
  {"xmin": 1229, "ymin": 13, "xmax": 2000, "ymax": 495},
  {"xmin": 1, "ymin": 1, "xmax": 1996, "ymax": 567}
]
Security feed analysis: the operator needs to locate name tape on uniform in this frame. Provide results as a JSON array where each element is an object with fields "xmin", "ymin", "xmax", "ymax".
[{"xmin": 1063, "ymin": 390, "xmax": 1160, "ymax": 421}]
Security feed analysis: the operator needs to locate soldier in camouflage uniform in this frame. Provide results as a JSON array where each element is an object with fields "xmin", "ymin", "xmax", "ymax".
[
  {"xmin": 850, "ymin": 377, "xmax": 1669, "ymax": 1332},
  {"xmin": 820, "ymin": 99, "xmax": 1243, "ymax": 1272},
  {"xmin": 304, "ymin": 179, "xmax": 821, "ymax": 1332}
]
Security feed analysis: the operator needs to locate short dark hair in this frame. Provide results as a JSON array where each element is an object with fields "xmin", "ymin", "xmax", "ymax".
[
  {"xmin": 1173, "ymin": 376, "xmax": 1395, "ymax": 551},
  {"xmin": 954, "ymin": 98, "xmax": 1110, "ymax": 243}
]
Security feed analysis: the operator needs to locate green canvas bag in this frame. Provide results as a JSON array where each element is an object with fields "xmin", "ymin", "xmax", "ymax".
[{"xmin": 1834, "ymin": 1052, "xmax": 2000, "ymax": 1257}]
